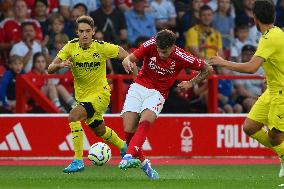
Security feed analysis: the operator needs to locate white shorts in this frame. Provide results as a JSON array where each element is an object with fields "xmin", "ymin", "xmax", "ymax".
[{"xmin": 121, "ymin": 83, "xmax": 165, "ymax": 116}]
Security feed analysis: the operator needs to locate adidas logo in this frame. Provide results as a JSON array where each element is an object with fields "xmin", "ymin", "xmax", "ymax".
[
  {"xmin": 0, "ymin": 123, "xmax": 31, "ymax": 151},
  {"xmin": 58, "ymin": 132, "xmax": 90, "ymax": 151},
  {"xmin": 142, "ymin": 137, "xmax": 152, "ymax": 151}
]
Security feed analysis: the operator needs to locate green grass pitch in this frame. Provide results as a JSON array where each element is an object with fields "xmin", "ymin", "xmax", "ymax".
[{"xmin": 0, "ymin": 164, "xmax": 283, "ymax": 189}]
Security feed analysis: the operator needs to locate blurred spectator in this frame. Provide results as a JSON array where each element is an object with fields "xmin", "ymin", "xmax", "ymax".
[
  {"xmin": 124, "ymin": 0, "xmax": 157, "ymax": 45},
  {"xmin": 177, "ymin": 0, "xmax": 204, "ymax": 47},
  {"xmin": 149, "ymin": 0, "xmax": 177, "ymax": 31},
  {"xmin": 25, "ymin": 0, "xmax": 58, "ymax": 14},
  {"xmin": 10, "ymin": 21, "xmax": 49, "ymax": 72},
  {"xmin": 212, "ymin": 0, "xmax": 235, "ymax": 59},
  {"xmin": 63, "ymin": 5, "xmax": 85, "ymax": 39},
  {"xmin": 25, "ymin": 52, "xmax": 76, "ymax": 112},
  {"xmin": 0, "ymin": 55, "xmax": 25, "ymax": 113},
  {"xmin": 233, "ymin": 45, "xmax": 265, "ymax": 112},
  {"xmin": 0, "ymin": 0, "xmax": 43, "ymax": 67},
  {"xmin": 90, "ymin": 0, "xmax": 127, "ymax": 44},
  {"xmin": 163, "ymin": 71, "xmax": 208, "ymax": 113},
  {"xmin": 230, "ymin": 24, "xmax": 254, "ymax": 62},
  {"xmin": 216, "ymin": 67, "xmax": 243, "ymax": 113},
  {"xmin": 276, "ymin": 0, "xmax": 284, "ymax": 30},
  {"xmin": 0, "ymin": 0, "xmax": 14, "ymax": 22},
  {"xmin": 235, "ymin": 0, "xmax": 260, "ymax": 45},
  {"xmin": 185, "ymin": 5, "xmax": 223, "ymax": 60},
  {"xmin": 46, "ymin": 13, "xmax": 65, "ymax": 51},
  {"xmin": 114, "ymin": 0, "xmax": 132, "ymax": 12},
  {"xmin": 33, "ymin": 0, "xmax": 49, "ymax": 37},
  {"xmin": 50, "ymin": 33, "xmax": 69, "ymax": 59},
  {"xmin": 59, "ymin": 0, "xmax": 96, "ymax": 19}
]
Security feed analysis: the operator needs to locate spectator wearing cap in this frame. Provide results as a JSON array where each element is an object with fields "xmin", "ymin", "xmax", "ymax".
[
  {"xmin": 10, "ymin": 21, "xmax": 49, "ymax": 72},
  {"xmin": 124, "ymin": 0, "xmax": 157, "ymax": 45},
  {"xmin": 233, "ymin": 44, "xmax": 265, "ymax": 112}
]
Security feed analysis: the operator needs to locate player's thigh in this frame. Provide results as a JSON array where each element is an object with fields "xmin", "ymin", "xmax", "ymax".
[
  {"xmin": 141, "ymin": 90, "xmax": 165, "ymax": 118},
  {"xmin": 121, "ymin": 83, "xmax": 144, "ymax": 114},
  {"xmin": 268, "ymin": 94, "xmax": 284, "ymax": 132},
  {"xmin": 85, "ymin": 93, "xmax": 110, "ymax": 125},
  {"xmin": 122, "ymin": 112, "xmax": 139, "ymax": 133},
  {"xmin": 247, "ymin": 90, "xmax": 270, "ymax": 126}
]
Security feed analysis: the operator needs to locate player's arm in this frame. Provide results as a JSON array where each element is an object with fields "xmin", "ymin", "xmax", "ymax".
[
  {"xmin": 209, "ymin": 53, "xmax": 264, "ymax": 74},
  {"xmin": 47, "ymin": 57, "xmax": 72, "ymax": 74},
  {"xmin": 122, "ymin": 53, "xmax": 139, "ymax": 75},
  {"xmin": 178, "ymin": 62, "xmax": 213, "ymax": 90}
]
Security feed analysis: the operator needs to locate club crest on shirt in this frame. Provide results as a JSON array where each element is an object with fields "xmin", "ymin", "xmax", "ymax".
[{"xmin": 93, "ymin": 53, "xmax": 100, "ymax": 58}]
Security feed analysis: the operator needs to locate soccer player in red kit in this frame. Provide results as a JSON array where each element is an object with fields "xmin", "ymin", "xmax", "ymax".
[{"xmin": 118, "ymin": 29, "xmax": 213, "ymax": 179}]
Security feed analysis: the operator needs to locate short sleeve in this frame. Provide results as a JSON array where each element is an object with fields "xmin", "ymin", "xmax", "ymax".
[
  {"xmin": 57, "ymin": 42, "xmax": 71, "ymax": 61},
  {"xmin": 133, "ymin": 39, "xmax": 152, "ymax": 60},
  {"xmin": 102, "ymin": 42, "xmax": 119, "ymax": 58},
  {"xmin": 255, "ymin": 37, "xmax": 275, "ymax": 60}
]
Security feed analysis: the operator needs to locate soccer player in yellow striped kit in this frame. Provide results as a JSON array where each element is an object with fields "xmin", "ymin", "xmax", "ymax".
[
  {"xmin": 48, "ymin": 15, "xmax": 130, "ymax": 173},
  {"xmin": 209, "ymin": 0, "xmax": 284, "ymax": 177}
]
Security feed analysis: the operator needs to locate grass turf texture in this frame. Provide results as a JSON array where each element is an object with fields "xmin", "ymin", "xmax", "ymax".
[{"xmin": 0, "ymin": 164, "xmax": 283, "ymax": 189}]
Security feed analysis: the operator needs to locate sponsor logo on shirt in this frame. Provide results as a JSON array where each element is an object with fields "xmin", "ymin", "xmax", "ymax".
[
  {"xmin": 148, "ymin": 57, "xmax": 175, "ymax": 75},
  {"xmin": 75, "ymin": 62, "xmax": 100, "ymax": 71}
]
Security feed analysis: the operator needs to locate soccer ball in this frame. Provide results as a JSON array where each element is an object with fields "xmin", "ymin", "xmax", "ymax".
[{"xmin": 87, "ymin": 142, "xmax": 112, "ymax": 166}]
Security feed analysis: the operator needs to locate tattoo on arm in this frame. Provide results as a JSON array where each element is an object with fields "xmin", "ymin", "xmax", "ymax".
[{"xmin": 189, "ymin": 64, "xmax": 210, "ymax": 85}]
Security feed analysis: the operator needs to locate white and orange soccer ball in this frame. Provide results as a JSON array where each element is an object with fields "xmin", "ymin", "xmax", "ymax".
[{"xmin": 87, "ymin": 142, "xmax": 112, "ymax": 166}]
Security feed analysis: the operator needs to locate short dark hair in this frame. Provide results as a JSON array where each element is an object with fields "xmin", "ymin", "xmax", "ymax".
[
  {"xmin": 242, "ymin": 45, "xmax": 256, "ymax": 53},
  {"xmin": 155, "ymin": 29, "xmax": 176, "ymax": 49},
  {"xmin": 199, "ymin": 4, "xmax": 213, "ymax": 15},
  {"xmin": 76, "ymin": 15, "xmax": 95, "ymax": 30},
  {"xmin": 21, "ymin": 21, "xmax": 36, "ymax": 31},
  {"xmin": 253, "ymin": 0, "xmax": 275, "ymax": 24},
  {"xmin": 73, "ymin": 3, "xmax": 88, "ymax": 13}
]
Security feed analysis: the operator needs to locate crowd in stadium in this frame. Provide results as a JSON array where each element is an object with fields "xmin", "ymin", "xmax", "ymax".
[{"xmin": 0, "ymin": 0, "xmax": 283, "ymax": 114}]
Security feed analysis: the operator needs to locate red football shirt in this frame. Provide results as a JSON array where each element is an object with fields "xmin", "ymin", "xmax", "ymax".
[
  {"xmin": 0, "ymin": 18, "xmax": 43, "ymax": 43},
  {"xmin": 133, "ymin": 38, "xmax": 205, "ymax": 98}
]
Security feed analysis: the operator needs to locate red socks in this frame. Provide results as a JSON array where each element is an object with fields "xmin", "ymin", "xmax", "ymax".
[
  {"xmin": 125, "ymin": 132, "xmax": 145, "ymax": 162},
  {"xmin": 126, "ymin": 120, "xmax": 151, "ymax": 160}
]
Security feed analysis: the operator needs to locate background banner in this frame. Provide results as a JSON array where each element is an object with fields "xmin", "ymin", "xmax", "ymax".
[{"xmin": 0, "ymin": 114, "xmax": 274, "ymax": 157}]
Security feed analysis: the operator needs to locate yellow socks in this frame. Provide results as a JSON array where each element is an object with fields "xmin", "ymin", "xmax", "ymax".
[
  {"xmin": 273, "ymin": 142, "xmax": 284, "ymax": 162},
  {"xmin": 101, "ymin": 126, "xmax": 124, "ymax": 149},
  {"xmin": 70, "ymin": 121, "xmax": 83, "ymax": 160},
  {"xmin": 251, "ymin": 127, "xmax": 272, "ymax": 148}
]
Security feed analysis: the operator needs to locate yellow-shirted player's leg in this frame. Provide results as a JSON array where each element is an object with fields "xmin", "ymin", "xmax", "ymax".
[
  {"xmin": 101, "ymin": 126, "xmax": 124, "ymax": 149},
  {"xmin": 87, "ymin": 92, "xmax": 127, "ymax": 157},
  {"xmin": 70, "ymin": 121, "xmax": 84, "ymax": 160},
  {"xmin": 247, "ymin": 90, "xmax": 273, "ymax": 148},
  {"xmin": 251, "ymin": 127, "xmax": 272, "ymax": 148}
]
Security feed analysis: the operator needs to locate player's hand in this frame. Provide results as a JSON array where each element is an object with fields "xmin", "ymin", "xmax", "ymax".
[
  {"xmin": 122, "ymin": 58, "xmax": 134, "ymax": 74},
  {"xmin": 177, "ymin": 81, "xmax": 193, "ymax": 90},
  {"xmin": 209, "ymin": 53, "xmax": 226, "ymax": 66},
  {"xmin": 61, "ymin": 59, "xmax": 73, "ymax": 68}
]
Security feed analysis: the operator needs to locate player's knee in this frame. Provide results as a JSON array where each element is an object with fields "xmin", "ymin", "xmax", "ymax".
[
  {"xmin": 243, "ymin": 119, "xmax": 261, "ymax": 136},
  {"xmin": 68, "ymin": 110, "xmax": 81, "ymax": 122},
  {"xmin": 88, "ymin": 120, "xmax": 105, "ymax": 136}
]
